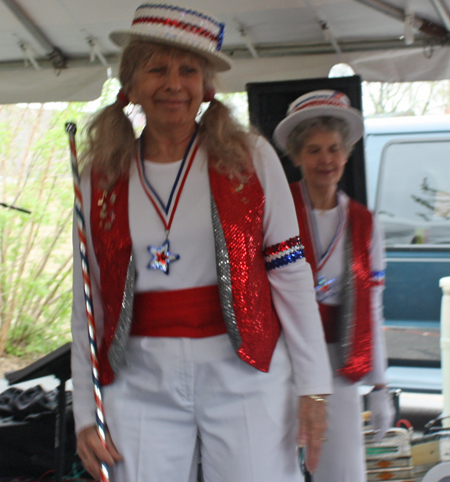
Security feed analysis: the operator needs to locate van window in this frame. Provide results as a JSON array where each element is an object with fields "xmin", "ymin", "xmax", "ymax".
[{"xmin": 375, "ymin": 138, "xmax": 450, "ymax": 246}]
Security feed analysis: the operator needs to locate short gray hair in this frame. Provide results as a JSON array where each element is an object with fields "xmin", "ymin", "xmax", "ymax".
[{"xmin": 285, "ymin": 116, "xmax": 354, "ymax": 160}]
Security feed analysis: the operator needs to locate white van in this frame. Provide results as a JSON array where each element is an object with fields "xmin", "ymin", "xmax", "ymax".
[
  {"xmin": 364, "ymin": 116, "xmax": 450, "ymax": 392},
  {"xmin": 364, "ymin": 115, "xmax": 450, "ymax": 247}
]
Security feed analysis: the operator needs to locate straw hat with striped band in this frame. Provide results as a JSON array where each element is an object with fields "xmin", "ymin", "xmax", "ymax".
[
  {"xmin": 273, "ymin": 90, "xmax": 364, "ymax": 152},
  {"xmin": 109, "ymin": 3, "xmax": 232, "ymax": 72}
]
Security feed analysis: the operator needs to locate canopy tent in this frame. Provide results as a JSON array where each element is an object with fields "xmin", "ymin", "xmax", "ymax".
[{"xmin": 1, "ymin": 0, "xmax": 450, "ymax": 103}]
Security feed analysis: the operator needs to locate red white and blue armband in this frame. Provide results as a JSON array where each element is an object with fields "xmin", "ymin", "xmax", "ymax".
[
  {"xmin": 371, "ymin": 270, "xmax": 385, "ymax": 286},
  {"xmin": 264, "ymin": 236, "xmax": 305, "ymax": 271}
]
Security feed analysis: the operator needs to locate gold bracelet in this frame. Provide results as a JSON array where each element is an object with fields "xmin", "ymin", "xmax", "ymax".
[{"xmin": 306, "ymin": 395, "xmax": 328, "ymax": 404}]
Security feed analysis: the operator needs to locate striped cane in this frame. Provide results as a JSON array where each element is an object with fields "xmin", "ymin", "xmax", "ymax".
[{"xmin": 66, "ymin": 122, "xmax": 110, "ymax": 482}]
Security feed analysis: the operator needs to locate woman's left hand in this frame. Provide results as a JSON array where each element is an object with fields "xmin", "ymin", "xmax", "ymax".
[{"xmin": 297, "ymin": 395, "xmax": 328, "ymax": 473}]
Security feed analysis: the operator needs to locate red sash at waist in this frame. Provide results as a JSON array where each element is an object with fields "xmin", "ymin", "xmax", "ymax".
[
  {"xmin": 319, "ymin": 303, "xmax": 340, "ymax": 343},
  {"xmin": 130, "ymin": 284, "xmax": 227, "ymax": 338}
]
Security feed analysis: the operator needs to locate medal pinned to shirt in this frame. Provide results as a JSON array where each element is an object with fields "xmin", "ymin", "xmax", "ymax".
[
  {"xmin": 137, "ymin": 130, "xmax": 199, "ymax": 274},
  {"xmin": 299, "ymin": 181, "xmax": 345, "ymax": 302}
]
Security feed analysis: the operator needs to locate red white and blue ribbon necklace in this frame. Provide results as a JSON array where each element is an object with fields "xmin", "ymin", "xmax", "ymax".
[
  {"xmin": 299, "ymin": 180, "xmax": 346, "ymax": 301},
  {"xmin": 137, "ymin": 129, "xmax": 199, "ymax": 274}
]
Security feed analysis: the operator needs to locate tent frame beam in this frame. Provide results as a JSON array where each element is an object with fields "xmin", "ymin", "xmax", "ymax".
[
  {"xmin": 223, "ymin": 35, "xmax": 430, "ymax": 59},
  {"xmin": 2, "ymin": 0, "xmax": 67, "ymax": 69},
  {"xmin": 431, "ymin": 0, "xmax": 450, "ymax": 32},
  {"xmin": 354, "ymin": 0, "xmax": 449, "ymax": 42},
  {"xmin": 0, "ymin": 36, "xmax": 432, "ymax": 70}
]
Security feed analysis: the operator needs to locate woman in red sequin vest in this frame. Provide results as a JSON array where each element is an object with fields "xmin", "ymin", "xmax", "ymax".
[
  {"xmin": 71, "ymin": 5, "xmax": 333, "ymax": 482},
  {"xmin": 274, "ymin": 90, "xmax": 395, "ymax": 482}
]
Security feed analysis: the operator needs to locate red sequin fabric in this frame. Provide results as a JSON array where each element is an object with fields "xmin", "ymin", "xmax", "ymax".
[
  {"xmin": 90, "ymin": 172, "xmax": 134, "ymax": 386},
  {"xmin": 338, "ymin": 200, "xmax": 374, "ymax": 382},
  {"xmin": 290, "ymin": 182, "xmax": 374, "ymax": 382},
  {"xmin": 90, "ymin": 166, "xmax": 284, "ymax": 383},
  {"xmin": 209, "ymin": 167, "xmax": 281, "ymax": 372}
]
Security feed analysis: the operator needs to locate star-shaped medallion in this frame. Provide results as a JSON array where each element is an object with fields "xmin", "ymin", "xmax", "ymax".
[
  {"xmin": 315, "ymin": 275, "xmax": 337, "ymax": 302},
  {"xmin": 147, "ymin": 239, "xmax": 180, "ymax": 275}
]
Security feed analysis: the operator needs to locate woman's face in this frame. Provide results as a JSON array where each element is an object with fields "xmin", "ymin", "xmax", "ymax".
[
  {"xmin": 129, "ymin": 49, "xmax": 205, "ymax": 131},
  {"xmin": 293, "ymin": 129, "xmax": 348, "ymax": 192}
]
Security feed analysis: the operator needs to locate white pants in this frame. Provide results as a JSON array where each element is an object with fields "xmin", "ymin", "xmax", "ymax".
[
  {"xmin": 312, "ymin": 375, "xmax": 366, "ymax": 482},
  {"xmin": 103, "ymin": 333, "xmax": 303, "ymax": 482}
]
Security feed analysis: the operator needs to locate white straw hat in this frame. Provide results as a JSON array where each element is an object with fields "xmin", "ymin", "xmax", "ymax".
[
  {"xmin": 273, "ymin": 90, "xmax": 364, "ymax": 152},
  {"xmin": 109, "ymin": 3, "xmax": 233, "ymax": 72}
]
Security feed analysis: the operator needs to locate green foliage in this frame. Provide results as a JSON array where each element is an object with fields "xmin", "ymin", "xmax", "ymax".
[
  {"xmin": 0, "ymin": 85, "xmax": 113, "ymax": 356},
  {"xmin": 216, "ymin": 92, "xmax": 250, "ymax": 127},
  {"xmin": 0, "ymin": 80, "xmax": 122, "ymax": 357},
  {"xmin": 0, "ymin": 104, "xmax": 74, "ymax": 355},
  {"xmin": 363, "ymin": 80, "xmax": 450, "ymax": 117}
]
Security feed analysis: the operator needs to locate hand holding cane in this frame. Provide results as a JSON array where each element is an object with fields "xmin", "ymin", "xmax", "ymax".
[{"xmin": 66, "ymin": 122, "xmax": 111, "ymax": 482}]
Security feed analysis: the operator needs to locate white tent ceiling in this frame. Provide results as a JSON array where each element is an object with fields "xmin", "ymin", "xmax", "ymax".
[{"xmin": 1, "ymin": 0, "xmax": 450, "ymax": 103}]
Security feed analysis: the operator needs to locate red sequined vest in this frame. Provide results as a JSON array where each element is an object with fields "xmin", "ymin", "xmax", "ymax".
[
  {"xmin": 290, "ymin": 182, "xmax": 374, "ymax": 382},
  {"xmin": 90, "ymin": 167, "xmax": 280, "ymax": 386}
]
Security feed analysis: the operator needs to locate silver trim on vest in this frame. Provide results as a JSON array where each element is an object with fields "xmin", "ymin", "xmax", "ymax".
[
  {"xmin": 108, "ymin": 254, "xmax": 136, "ymax": 376},
  {"xmin": 339, "ymin": 232, "xmax": 355, "ymax": 368},
  {"xmin": 210, "ymin": 195, "xmax": 241, "ymax": 351}
]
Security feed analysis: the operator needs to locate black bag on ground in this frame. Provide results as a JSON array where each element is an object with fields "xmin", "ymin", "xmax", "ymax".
[{"xmin": 0, "ymin": 385, "xmax": 77, "ymax": 478}]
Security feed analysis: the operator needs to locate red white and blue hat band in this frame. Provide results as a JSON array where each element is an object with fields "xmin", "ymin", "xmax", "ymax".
[
  {"xmin": 289, "ymin": 91, "xmax": 350, "ymax": 114},
  {"xmin": 109, "ymin": 3, "xmax": 232, "ymax": 71},
  {"xmin": 273, "ymin": 90, "xmax": 364, "ymax": 152}
]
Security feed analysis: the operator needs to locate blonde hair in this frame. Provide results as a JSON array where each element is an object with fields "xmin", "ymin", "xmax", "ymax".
[{"xmin": 80, "ymin": 40, "xmax": 253, "ymax": 187}]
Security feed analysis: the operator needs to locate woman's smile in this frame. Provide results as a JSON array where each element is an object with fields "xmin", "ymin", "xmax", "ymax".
[{"xmin": 129, "ymin": 51, "xmax": 204, "ymax": 130}]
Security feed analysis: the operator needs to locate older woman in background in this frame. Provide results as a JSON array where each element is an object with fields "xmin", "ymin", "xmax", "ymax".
[{"xmin": 274, "ymin": 90, "xmax": 394, "ymax": 482}]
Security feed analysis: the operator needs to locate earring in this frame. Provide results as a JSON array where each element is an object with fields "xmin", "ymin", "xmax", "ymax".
[
  {"xmin": 203, "ymin": 88, "xmax": 216, "ymax": 103},
  {"xmin": 116, "ymin": 89, "xmax": 130, "ymax": 107}
]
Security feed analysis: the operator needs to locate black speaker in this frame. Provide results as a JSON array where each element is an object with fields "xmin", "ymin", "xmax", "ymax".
[
  {"xmin": 1, "ymin": 343, "xmax": 76, "ymax": 481},
  {"xmin": 5, "ymin": 343, "xmax": 71, "ymax": 385}
]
